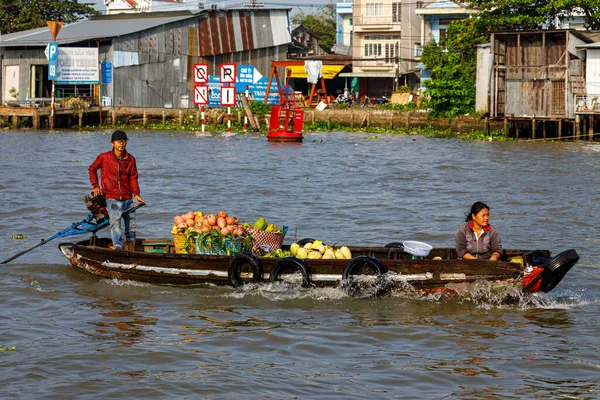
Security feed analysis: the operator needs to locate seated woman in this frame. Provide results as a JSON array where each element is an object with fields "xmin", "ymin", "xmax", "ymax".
[{"xmin": 455, "ymin": 201, "xmax": 502, "ymax": 261}]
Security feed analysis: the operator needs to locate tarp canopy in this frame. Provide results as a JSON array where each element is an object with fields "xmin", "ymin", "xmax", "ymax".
[{"xmin": 287, "ymin": 65, "xmax": 346, "ymax": 79}]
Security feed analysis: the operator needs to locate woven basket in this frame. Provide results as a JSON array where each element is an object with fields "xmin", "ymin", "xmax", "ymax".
[
  {"xmin": 173, "ymin": 233, "xmax": 195, "ymax": 254},
  {"xmin": 247, "ymin": 229, "xmax": 285, "ymax": 255}
]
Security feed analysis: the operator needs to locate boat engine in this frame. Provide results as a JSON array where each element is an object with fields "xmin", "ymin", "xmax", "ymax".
[{"xmin": 83, "ymin": 193, "xmax": 108, "ymax": 221}]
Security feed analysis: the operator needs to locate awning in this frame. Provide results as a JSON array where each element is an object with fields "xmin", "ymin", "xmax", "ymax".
[
  {"xmin": 286, "ymin": 65, "xmax": 346, "ymax": 79},
  {"xmin": 338, "ymin": 72, "xmax": 397, "ymax": 78}
]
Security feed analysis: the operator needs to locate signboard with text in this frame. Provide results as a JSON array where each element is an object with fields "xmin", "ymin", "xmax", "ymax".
[
  {"xmin": 46, "ymin": 42, "xmax": 58, "ymax": 81},
  {"xmin": 56, "ymin": 47, "xmax": 99, "ymax": 84}
]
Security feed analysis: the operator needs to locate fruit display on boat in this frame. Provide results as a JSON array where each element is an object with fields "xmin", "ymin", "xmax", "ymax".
[
  {"xmin": 290, "ymin": 240, "xmax": 352, "ymax": 260},
  {"xmin": 171, "ymin": 210, "xmax": 245, "ymax": 237}
]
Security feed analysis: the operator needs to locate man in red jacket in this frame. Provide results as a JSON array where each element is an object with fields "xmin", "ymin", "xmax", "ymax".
[{"xmin": 89, "ymin": 130, "xmax": 146, "ymax": 251}]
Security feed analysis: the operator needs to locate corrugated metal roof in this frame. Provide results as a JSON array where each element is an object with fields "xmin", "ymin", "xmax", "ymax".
[{"xmin": 0, "ymin": 11, "xmax": 199, "ymax": 47}]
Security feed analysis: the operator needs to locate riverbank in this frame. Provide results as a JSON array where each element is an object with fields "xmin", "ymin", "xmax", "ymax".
[{"xmin": 1, "ymin": 105, "xmax": 596, "ymax": 140}]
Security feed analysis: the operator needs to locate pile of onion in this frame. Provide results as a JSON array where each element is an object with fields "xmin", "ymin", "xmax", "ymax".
[{"xmin": 172, "ymin": 210, "xmax": 245, "ymax": 237}]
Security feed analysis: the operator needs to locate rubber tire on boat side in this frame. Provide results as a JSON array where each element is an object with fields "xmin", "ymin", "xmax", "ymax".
[
  {"xmin": 540, "ymin": 249, "xmax": 579, "ymax": 293},
  {"xmin": 342, "ymin": 256, "xmax": 388, "ymax": 297},
  {"xmin": 269, "ymin": 257, "xmax": 311, "ymax": 288},
  {"xmin": 228, "ymin": 252, "xmax": 264, "ymax": 288},
  {"xmin": 384, "ymin": 242, "xmax": 404, "ymax": 248},
  {"xmin": 297, "ymin": 238, "xmax": 316, "ymax": 246}
]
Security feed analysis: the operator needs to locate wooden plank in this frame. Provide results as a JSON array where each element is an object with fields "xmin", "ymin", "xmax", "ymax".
[{"xmin": 239, "ymin": 96, "xmax": 259, "ymax": 130}]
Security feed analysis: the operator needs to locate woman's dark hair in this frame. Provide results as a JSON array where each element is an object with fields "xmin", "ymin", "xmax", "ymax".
[{"xmin": 465, "ymin": 201, "xmax": 489, "ymax": 222}]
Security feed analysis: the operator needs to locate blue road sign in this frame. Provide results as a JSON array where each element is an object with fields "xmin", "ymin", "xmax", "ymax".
[{"xmin": 48, "ymin": 42, "xmax": 58, "ymax": 81}]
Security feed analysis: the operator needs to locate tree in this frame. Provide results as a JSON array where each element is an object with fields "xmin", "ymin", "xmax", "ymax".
[
  {"xmin": 0, "ymin": 0, "xmax": 98, "ymax": 34},
  {"xmin": 420, "ymin": 19, "xmax": 487, "ymax": 117},
  {"xmin": 468, "ymin": 0, "xmax": 600, "ymax": 31},
  {"xmin": 291, "ymin": 2, "xmax": 336, "ymax": 53}
]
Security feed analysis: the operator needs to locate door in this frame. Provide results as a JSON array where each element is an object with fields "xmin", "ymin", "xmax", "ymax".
[{"xmin": 3, "ymin": 65, "xmax": 19, "ymax": 102}]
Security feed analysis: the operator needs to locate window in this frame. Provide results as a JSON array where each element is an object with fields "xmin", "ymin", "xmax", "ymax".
[
  {"xmin": 366, "ymin": 2, "xmax": 383, "ymax": 16},
  {"xmin": 392, "ymin": 2, "xmax": 401, "ymax": 23},
  {"xmin": 416, "ymin": 1, "xmax": 423, "ymax": 8},
  {"xmin": 349, "ymin": 17, "xmax": 353, "ymax": 26},
  {"xmin": 364, "ymin": 43, "xmax": 382, "ymax": 57},
  {"xmin": 414, "ymin": 43, "xmax": 422, "ymax": 58}
]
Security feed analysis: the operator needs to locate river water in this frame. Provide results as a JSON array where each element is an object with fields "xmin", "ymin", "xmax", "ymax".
[{"xmin": 0, "ymin": 130, "xmax": 598, "ymax": 399}]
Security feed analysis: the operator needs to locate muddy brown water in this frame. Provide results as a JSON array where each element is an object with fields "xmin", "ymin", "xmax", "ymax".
[{"xmin": 0, "ymin": 130, "xmax": 598, "ymax": 399}]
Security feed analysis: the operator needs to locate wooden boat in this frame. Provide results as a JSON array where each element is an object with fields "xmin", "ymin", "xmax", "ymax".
[{"xmin": 58, "ymin": 236, "xmax": 579, "ymax": 297}]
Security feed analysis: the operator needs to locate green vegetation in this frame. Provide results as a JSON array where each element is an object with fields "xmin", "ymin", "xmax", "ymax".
[
  {"xmin": 0, "ymin": 0, "xmax": 98, "ymax": 34},
  {"xmin": 291, "ymin": 2, "xmax": 336, "ymax": 52}
]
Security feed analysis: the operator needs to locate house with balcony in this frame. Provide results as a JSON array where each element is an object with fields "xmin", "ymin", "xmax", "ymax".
[
  {"xmin": 339, "ymin": 0, "xmax": 426, "ymax": 99},
  {"xmin": 332, "ymin": 0, "xmax": 353, "ymax": 56}
]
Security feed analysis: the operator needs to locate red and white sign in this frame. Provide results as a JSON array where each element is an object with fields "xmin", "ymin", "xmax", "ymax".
[
  {"xmin": 220, "ymin": 86, "xmax": 236, "ymax": 107},
  {"xmin": 220, "ymin": 63, "xmax": 236, "ymax": 83},
  {"xmin": 193, "ymin": 64, "xmax": 208, "ymax": 84},
  {"xmin": 194, "ymin": 85, "xmax": 209, "ymax": 105}
]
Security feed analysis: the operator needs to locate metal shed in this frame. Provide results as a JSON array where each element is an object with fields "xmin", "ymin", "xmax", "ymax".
[{"xmin": 0, "ymin": 9, "xmax": 291, "ymax": 108}]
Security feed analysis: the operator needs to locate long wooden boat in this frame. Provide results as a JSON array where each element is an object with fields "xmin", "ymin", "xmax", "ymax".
[{"xmin": 58, "ymin": 236, "xmax": 579, "ymax": 297}]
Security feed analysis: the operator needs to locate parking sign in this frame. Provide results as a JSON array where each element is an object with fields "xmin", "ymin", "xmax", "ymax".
[{"xmin": 220, "ymin": 63, "xmax": 236, "ymax": 84}]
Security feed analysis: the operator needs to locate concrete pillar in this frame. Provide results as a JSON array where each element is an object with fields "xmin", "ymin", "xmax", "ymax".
[
  {"xmin": 12, "ymin": 114, "xmax": 19, "ymax": 129},
  {"xmin": 558, "ymin": 120, "xmax": 562, "ymax": 139},
  {"xmin": 504, "ymin": 119, "xmax": 509, "ymax": 137},
  {"xmin": 575, "ymin": 114, "xmax": 580, "ymax": 139},
  {"xmin": 162, "ymin": 110, "xmax": 166, "ymax": 124},
  {"xmin": 78, "ymin": 109, "xmax": 83, "ymax": 129},
  {"xmin": 179, "ymin": 110, "xmax": 184, "ymax": 126},
  {"xmin": 111, "ymin": 109, "xmax": 117, "ymax": 126},
  {"xmin": 532, "ymin": 119, "xmax": 536, "ymax": 140}
]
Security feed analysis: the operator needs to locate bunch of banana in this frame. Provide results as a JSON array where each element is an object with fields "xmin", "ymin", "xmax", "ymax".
[{"xmin": 289, "ymin": 240, "xmax": 352, "ymax": 260}]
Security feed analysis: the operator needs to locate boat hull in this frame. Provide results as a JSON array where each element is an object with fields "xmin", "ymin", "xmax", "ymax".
[{"xmin": 56, "ymin": 238, "xmax": 572, "ymax": 295}]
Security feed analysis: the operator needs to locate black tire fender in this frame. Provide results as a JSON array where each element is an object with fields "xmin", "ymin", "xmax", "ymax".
[
  {"xmin": 540, "ymin": 249, "xmax": 579, "ymax": 293},
  {"xmin": 342, "ymin": 256, "xmax": 388, "ymax": 297},
  {"xmin": 297, "ymin": 238, "xmax": 316, "ymax": 246},
  {"xmin": 228, "ymin": 252, "xmax": 263, "ymax": 288},
  {"xmin": 269, "ymin": 257, "xmax": 311, "ymax": 288}
]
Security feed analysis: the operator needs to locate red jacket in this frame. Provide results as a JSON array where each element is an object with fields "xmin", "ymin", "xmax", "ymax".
[{"xmin": 89, "ymin": 150, "xmax": 140, "ymax": 200}]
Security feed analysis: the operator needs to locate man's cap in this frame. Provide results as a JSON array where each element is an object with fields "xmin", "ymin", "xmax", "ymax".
[{"xmin": 111, "ymin": 130, "xmax": 128, "ymax": 142}]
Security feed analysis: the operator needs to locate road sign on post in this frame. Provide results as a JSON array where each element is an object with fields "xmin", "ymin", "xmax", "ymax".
[
  {"xmin": 194, "ymin": 64, "xmax": 208, "ymax": 84},
  {"xmin": 194, "ymin": 85, "xmax": 209, "ymax": 105},
  {"xmin": 220, "ymin": 63, "xmax": 237, "ymax": 84},
  {"xmin": 46, "ymin": 42, "xmax": 58, "ymax": 80},
  {"xmin": 220, "ymin": 86, "xmax": 236, "ymax": 107}
]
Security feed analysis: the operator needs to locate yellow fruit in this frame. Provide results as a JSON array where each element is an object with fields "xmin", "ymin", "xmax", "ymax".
[
  {"xmin": 307, "ymin": 251, "xmax": 322, "ymax": 259},
  {"xmin": 311, "ymin": 240, "xmax": 323, "ymax": 248},
  {"xmin": 433, "ymin": 256, "xmax": 442, "ymax": 260},
  {"xmin": 303, "ymin": 242, "xmax": 313, "ymax": 249},
  {"xmin": 296, "ymin": 248, "xmax": 308, "ymax": 259},
  {"xmin": 334, "ymin": 249, "xmax": 345, "ymax": 259},
  {"xmin": 340, "ymin": 246, "xmax": 352, "ymax": 259},
  {"xmin": 322, "ymin": 249, "xmax": 335, "ymax": 259},
  {"xmin": 290, "ymin": 243, "xmax": 300, "ymax": 256},
  {"xmin": 314, "ymin": 244, "xmax": 325, "ymax": 254}
]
